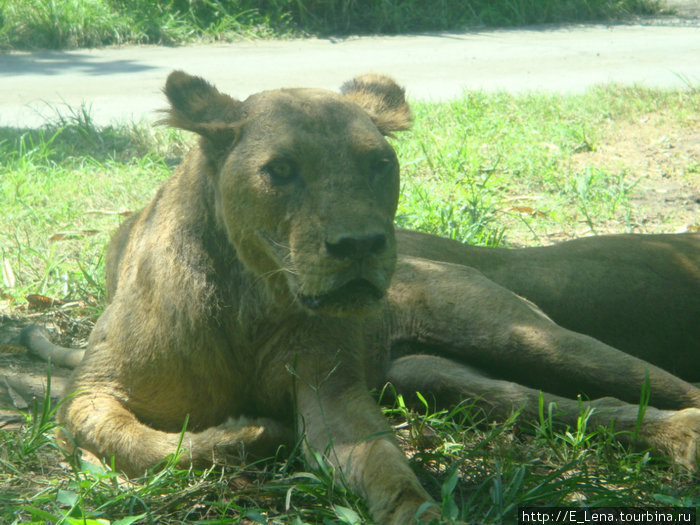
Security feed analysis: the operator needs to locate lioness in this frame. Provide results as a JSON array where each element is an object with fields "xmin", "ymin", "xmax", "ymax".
[{"xmin": 41, "ymin": 72, "xmax": 699, "ymax": 524}]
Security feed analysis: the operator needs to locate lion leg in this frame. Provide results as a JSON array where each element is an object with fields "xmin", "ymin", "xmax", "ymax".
[
  {"xmin": 58, "ymin": 391, "xmax": 292, "ymax": 477},
  {"xmin": 397, "ymin": 230, "xmax": 700, "ymax": 374},
  {"xmin": 390, "ymin": 256, "xmax": 700, "ymax": 411},
  {"xmin": 295, "ymin": 380, "xmax": 441, "ymax": 525},
  {"xmin": 388, "ymin": 355, "xmax": 700, "ymax": 471}
]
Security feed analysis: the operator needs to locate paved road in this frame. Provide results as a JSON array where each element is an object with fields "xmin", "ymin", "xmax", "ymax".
[{"xmin": 1, "ymin": 18, "xmax": 699, "ymax": 128}]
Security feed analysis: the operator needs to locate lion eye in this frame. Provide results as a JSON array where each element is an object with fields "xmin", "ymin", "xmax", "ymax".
[
  {"xmin": 262, "ymin": 159, "xmax": 297, "ymax": 185},
  {"xmin": 370, "ymin": 155, "xmax": 396, "ymax": 177}
]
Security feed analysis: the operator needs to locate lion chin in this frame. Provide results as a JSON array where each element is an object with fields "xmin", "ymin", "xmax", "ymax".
[{"xmin": 299, "ymin": 278, "xmax": 385, "ymax": 316}]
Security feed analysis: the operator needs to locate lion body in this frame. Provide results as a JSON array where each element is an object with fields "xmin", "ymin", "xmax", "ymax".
[
  {"xmin": 398, "ymin": 229, "xmax": 700, "ymax": 378},
  {"xmin": 56, "ymin": 73, "xmax": 700, "ymax": 524}
]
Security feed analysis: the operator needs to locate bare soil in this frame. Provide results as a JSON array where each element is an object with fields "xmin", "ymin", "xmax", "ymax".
[{"xmin": 574, "ymin": 114, "xmax": 700, "ymax": 233}]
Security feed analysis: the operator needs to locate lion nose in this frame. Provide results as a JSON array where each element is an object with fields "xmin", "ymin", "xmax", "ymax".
[{"xmin": 325, "ymin": 233, "xmax": 387, "ymax": 260}]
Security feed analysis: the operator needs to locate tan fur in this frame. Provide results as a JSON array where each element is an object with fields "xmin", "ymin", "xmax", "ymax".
[
  {"xmin": 341, "ymin": 73, "xmax": 413, "ymax": 135},
  {"xmin": 52, "ymin": 72, "xmax": 699, "ymax": 524}
]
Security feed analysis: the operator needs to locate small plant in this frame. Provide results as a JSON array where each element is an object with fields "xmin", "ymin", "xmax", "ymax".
[
  {"xmin": 0, "ymin": 0, "xmax": 664, "ymax": 50},
  {"xmin": 535, "ymin": 393, "xmax": 599, "ymax": 464},
  {"xmin": 568, "ymin": 167, "xmax": 640, "ymax": 233},
  {"xmin": 2, "ymin": 367, "xmax": 61, "ymax": 461},
  {"xmin": 396, "ymin": 133, "xmax": 505, "ymax": 247}
]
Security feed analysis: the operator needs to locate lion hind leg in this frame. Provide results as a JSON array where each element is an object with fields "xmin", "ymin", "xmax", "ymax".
[
  {"xmin": 387, "ymin": 355, "xmax": 700, "ymax": 471},
  {"xmin": 391, "ymin": 257, "xmax": 700, "ymax": 410},
  {"xmin": 58, "ymin": 393, "xmax": 292, "ymax": 477}
]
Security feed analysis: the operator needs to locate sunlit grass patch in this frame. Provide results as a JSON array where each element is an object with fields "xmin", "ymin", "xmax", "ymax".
[
  {"xmin": 395, "ymin": 86, "xmax": 699, "ymax": 247},
  {"xmin": 0, "ymin": 0, "xmax": 664, "ymax": 50}
]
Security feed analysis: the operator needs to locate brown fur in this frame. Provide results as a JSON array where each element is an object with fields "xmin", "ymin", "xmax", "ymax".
[{"xmin": 52, "ymin": 72, "xmax": 699, "ymax": 524}]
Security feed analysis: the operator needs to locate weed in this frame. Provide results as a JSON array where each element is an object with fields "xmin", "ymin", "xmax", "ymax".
[
  {"xmin": 1, "ymin": 364, "xmax": 698, "ymax": 523},
  {"xmin": 0, "ymin": 0, "xmax": 664, "ymax": 50},
  {"xmin": 567, "ymin": 167, "xmax": 640, "ymax": 233},
  {"xmin": 0, "ymin": 0, "xmax": 133, "ymax": 49},
  {"xmin": 2, "ymin": 369, "xmax": 60, "ymax": 461}
]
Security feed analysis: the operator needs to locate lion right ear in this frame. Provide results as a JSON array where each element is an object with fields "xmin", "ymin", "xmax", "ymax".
[
  {"xmin": 160, "ymin": 71, "xmax": 243, "ymax": 150},
  {"xmin": 340, "ymin": 73, "xmax": 412, "ymax": 136}
]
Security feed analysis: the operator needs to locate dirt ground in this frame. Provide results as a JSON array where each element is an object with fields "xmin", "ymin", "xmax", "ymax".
[{"xmin": 574, "ymin": 114, "xmax": 700, "ymax": 233}]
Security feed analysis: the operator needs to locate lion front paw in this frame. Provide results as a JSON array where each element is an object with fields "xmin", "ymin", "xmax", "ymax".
[
  {"xmin": 192, "ymin": 417, "xmax": 293, "ymax": 467},
  {"xmin": 379, "ymin": 495, "xmax": 474, "ymax": 525},
  {"xmin": 664, "ymin": 408, "xmax": 700, "ymax": 472},
  {"xmin": 649, "ymin": 408, "xmax": 700, "ymax": 471}
]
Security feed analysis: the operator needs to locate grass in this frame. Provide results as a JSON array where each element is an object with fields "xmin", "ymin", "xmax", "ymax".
[
  {"xmin": 0, "ymin": 0, "xmax": 664, "ymax": 50},
  {"xmin": 1, "ymin": 375, "xmax": 698, "ymax": 523},
  {"xmin": 1, "ymin": 85, "xmax": 699, "ymax": 523},
  {"xmin": 397, "ymin": 87, "xmax": 699, "ymax": 246}
]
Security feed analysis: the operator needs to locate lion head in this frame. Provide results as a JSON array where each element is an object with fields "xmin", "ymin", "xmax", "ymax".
[{"xmin": 161, "ymin": 71, "xmax": 412, "ymax": 316}]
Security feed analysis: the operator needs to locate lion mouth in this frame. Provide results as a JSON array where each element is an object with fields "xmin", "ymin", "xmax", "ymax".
[{"xmin": 299, "ymin": 278, "xmax": 384, "ymax": 312}]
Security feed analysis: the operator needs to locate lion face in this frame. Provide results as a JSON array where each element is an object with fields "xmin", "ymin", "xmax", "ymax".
[{"xmin": 162, "ymin": 72, "xmax": 412, "ymax": 316}]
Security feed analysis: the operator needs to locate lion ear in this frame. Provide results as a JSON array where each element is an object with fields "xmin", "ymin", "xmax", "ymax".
[
  {"xmin": 160, "ymin": 70, "xmax": 242, "ymax": 149},
  {"xmin": 340, "ymin": 73, "xmax": 412, "ymax": 135}
]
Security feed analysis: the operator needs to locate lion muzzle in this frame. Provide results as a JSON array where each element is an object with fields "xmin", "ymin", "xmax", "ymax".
[
  {"xmin": 300, "ymin": 277, "xmax": 385, "ymax": 312},
  {"xmin": 325, "ymin": 232, "xmax": 388, "ymax": 260}
]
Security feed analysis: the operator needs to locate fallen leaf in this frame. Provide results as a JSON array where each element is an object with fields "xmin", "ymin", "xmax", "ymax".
[
  {"xmin": 508, "ymin": 206, "xmax": 548, "ymax": 218},
  {"xmin": 86, "ymin": 209, "xmax": 133, "ymax": 217},
  {"xmin": 49, "ymin": 230, "xmax": 99, "ymax": 242},
  {"xmin": 26, "ymin": 294, "xmax": 65, "ymax": 309}
]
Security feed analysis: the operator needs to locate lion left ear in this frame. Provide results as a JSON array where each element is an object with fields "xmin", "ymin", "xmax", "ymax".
[
  {"xmin": 160, "ymin": 70, "xmax": 242, "ymax": 154},
  {"xmin": 340, "ymin": 73, "xmax": 412, "ymax": 136}
]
